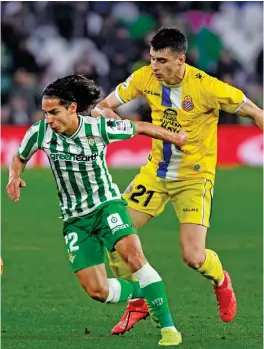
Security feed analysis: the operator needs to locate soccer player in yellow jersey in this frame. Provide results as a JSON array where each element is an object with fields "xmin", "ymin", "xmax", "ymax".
[{"xmin": 92, "ymin": 28, "xmax": 263, "ymax": 339}]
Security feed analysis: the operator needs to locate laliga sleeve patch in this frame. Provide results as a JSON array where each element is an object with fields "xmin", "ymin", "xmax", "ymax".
[{"xmin": 122, "ymin": 74, "xmax": 133, "ymax": 88}]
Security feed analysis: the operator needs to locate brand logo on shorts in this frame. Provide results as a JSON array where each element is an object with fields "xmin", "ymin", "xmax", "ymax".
[
  {"xmin": 107, "ymin": 213, "xmax": 123, "ymax": 229},
  {"xmin": 107, "ymin": 213, "xmax": 129, "ymax": 234}
]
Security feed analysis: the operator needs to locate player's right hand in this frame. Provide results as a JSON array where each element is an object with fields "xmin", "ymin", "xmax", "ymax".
[{"xmin": 6, "ymin": 177, "xmax": 26, "ymax": 202}]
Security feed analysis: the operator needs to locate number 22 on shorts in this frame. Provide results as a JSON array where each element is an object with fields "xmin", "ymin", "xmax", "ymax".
[{"xmin": 65, "ymin": 232, "xmax": 79, "ymax": 252}]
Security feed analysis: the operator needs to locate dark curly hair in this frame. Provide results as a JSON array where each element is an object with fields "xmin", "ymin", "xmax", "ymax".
[
  {"xmin": 150, "ymin": 28, "xmax": 187, "ymax": 54},
  {"xmin": 43, "ymin": 75, "xmax": 101, "ymax": 113}
]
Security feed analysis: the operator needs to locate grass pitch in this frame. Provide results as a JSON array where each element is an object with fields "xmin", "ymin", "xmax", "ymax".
[{"xmin": 1, "ymin": 167, "xmax": 263, "ymax": 349}]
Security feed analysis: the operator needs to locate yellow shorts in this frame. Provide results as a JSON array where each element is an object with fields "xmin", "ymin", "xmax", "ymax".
[{"xmin": 122, "ymin": 166, "xmax": 214, "ymax": 227}]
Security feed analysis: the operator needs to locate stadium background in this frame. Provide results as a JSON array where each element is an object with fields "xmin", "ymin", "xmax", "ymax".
[{"xmin": 1, "ymin": 1, "xmax": 263, "ymax": 349}]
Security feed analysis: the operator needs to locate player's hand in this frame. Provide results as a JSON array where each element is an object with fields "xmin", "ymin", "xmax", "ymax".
[
  {"xmin": 91, "ymin": 107, "xmax": 121, "ymax": 120},
  {"xmin": 172, "ymin": 129, "xmax": 188, "ymax": 147},
  {"xmin": 6, "ymin": 177, "xmax": 26, "ymax": 202}
]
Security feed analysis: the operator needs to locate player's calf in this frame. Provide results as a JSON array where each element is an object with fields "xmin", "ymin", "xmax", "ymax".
[
  {"xmin": 77, "ymin": 268, "xmax": 109, "ymax": 302},
  {"xmin": 76, "ymin": 266, "xmax": 143, "ymax": 303},
  {"xmin": 180, "ymin": 223, "xmax": 207, "ymax": 270}
]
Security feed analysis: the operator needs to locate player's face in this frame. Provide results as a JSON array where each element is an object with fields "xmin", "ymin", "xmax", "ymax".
[
  {"xmin": 42, "ymin": 98, "xmax": 77, "ymax": 134},
  {"xmin": 150, "ymin": 48, "xmax": 186, "ymax": 84}
]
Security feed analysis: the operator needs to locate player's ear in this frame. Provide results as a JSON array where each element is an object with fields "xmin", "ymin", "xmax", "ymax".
[
  {"xmin": 69, "ymin": 102, "xmax": 77, "ymax": 113},
  {"xmin": 179, "ymin": 54, "xmax": 186, "ymax": 65}
]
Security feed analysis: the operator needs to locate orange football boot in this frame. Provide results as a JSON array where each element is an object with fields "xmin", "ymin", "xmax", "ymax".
[
  {"xmin": 111, "ymin": 299, "xmax": 149, "ymax": 335},
  {"xmin": 214, "ymin": 270, "xmax": 237, "ymax": 322}
]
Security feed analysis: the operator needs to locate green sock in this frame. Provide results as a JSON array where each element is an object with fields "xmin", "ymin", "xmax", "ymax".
[
  {"xmin": 141, "ymin": 281, "xmax": 174, "ymax": 328},
  {"xmin": 117, "ymin": 278, "xmax": 143, "ymax": 302}
]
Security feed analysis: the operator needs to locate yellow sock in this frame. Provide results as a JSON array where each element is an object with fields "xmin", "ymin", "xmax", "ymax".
[
  {"xmin": 198, "ymin": 249, "xmax": 224, "ymax": 286},
  {"xmin": 106, "ymin": 250, "xmax": 137, "ymax": 281}
]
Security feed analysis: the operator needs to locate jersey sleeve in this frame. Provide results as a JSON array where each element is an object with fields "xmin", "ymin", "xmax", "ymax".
[
  {"xmin": 115, "ymin": 66, "xmax": 147, "ymax": 104},
  {"xmin": 201, "ymin": 75, "xmax": 246, "ymax": 113},
  {"xmin": 17, "ymin": 121, "xmax": 41, "ymax": 160},
  {"xmin": 99, "ymin": 117, "xmax": 136, "ymax": 144}
]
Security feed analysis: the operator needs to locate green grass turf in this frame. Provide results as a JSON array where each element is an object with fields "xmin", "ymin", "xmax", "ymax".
[{"xmin": 1, "ymin": 167, "xmax": 263, "ymax": 349}]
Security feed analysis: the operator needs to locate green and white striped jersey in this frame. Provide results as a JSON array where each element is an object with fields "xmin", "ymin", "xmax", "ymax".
[{"xmin": 18, "ymin": 116, "xmax": 136, "ymax": 221}]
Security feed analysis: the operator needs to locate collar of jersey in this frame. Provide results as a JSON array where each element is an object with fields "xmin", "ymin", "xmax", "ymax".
[
  {"xmin": 161, "ymin": 64, "xmax": 189, "ymax": 88},
  {"xmin": 57, "ymin": 115, "xmax": 83, "ymax": 141}
]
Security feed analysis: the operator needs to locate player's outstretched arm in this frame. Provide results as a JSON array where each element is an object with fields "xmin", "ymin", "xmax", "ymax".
[
  {"xmin": 6, "ymin": 155, "xmax": 27, "ymax": 202},
  {"xmin": 134, "ymin": 121, "xmax": 187, "ymax": 147},
  {"xmin": 237, "ymin": 98, "xmax": 263, "ymax": 130},
  {"xmin": 91, "ymin": 91, "xmax": 122, "ymax": 120}
]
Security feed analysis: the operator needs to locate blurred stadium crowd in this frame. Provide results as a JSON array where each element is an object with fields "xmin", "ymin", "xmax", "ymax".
[{"xmin": 1, "ymin": 1, "xmax": 263, "ymax": 125}]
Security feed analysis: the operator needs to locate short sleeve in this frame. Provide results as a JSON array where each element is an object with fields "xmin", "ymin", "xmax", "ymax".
[
  {"xmin": 115, "ymin": 66, "xmax": 147, "ymax": 104},
  {"xmin": 99, "ymin": 117, "xmax": 136, "ymax": 145},
  {"xmin": 18, "ymin": 121, "xmax": 40, "ymax": 160},
  {"xmin": 201, "ymin": 75, "xmax": 246, "ymax": 113}
]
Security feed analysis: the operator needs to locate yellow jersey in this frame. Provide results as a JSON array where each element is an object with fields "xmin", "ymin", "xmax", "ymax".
[{"xmin": 116, "ymin": 64, "xmax": 245, "ymax": 181}]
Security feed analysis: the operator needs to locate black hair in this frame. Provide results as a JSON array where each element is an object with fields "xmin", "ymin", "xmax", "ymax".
[
  {"xmin": 43, "ymin": 75, "xmax": 101, "ymax": 113},
  {"xmin": 150, "ymin": 28, "xmax": 187, "ymax": 54}
]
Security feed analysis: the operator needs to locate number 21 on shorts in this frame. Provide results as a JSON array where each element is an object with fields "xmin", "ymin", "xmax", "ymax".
[
  {"xmin": 65, "ymin": 232, "xmax": 79, "ymax": 252},
  {"xmin": 130, "ymin": 184, "xmax": 154, "ymax": 207}
]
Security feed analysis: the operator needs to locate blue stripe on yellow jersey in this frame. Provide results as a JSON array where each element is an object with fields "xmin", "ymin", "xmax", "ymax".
[{"xmin": 116, "ymin": 64, "xmax": 245, "ymax": 181}]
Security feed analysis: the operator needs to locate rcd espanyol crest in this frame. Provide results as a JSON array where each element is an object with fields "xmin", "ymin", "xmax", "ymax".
[{"xmin": 182, "ymin": 96, "xmax": 194, "ymax": 111}]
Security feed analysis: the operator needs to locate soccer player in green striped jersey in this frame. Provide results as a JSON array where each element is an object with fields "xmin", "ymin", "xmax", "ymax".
[{"xmin": 7, "ymin": 75, "xmax": 187, "ymax": 346}]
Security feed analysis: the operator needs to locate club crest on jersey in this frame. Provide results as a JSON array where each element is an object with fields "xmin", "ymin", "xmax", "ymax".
[
  {"xmin": 182, "ymin": 96, "xmax": 194, "ymax": 111},
  {"xmin": 87, "ymin": 136, "xmax": 95, "ymax": 147}
]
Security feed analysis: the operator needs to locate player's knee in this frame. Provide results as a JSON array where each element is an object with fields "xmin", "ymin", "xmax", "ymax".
[{"xmin": 182, "ymin": 251, "xmax": 205, "ymax": 269}]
